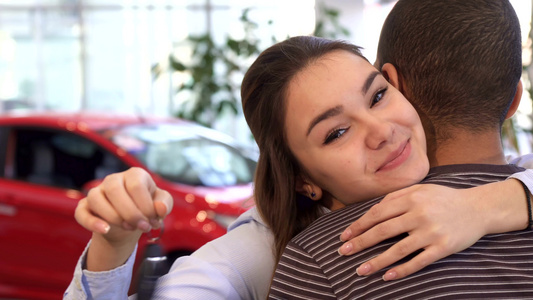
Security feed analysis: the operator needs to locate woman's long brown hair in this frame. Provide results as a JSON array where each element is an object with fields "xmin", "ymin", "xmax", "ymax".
[{"xmin": 241, "ymin": 36, "xmax": 366, "ymax": 262}]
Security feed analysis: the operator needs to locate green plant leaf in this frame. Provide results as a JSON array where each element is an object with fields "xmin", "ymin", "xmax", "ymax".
[
  {"xmin": 169, "ymin": 56, "xmax": 187, "ymax": 72},
  {"xmin": 227, "ymin": 39, "xmax": 241, "ymax": 54},
  {"xmin": 217, "ymin": 99, "xmax": 238, "ymax": 115}
]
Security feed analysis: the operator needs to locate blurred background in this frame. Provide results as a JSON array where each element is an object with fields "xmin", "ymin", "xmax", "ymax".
[{"xmin": 0, "ymin": 0, "xmax": 531, "ymax": 155}]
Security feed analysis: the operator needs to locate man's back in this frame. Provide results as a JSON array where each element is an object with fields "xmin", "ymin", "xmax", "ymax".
[{"xmin": 269, "ymin": 164, "xmax": 533, "ymax": 299}]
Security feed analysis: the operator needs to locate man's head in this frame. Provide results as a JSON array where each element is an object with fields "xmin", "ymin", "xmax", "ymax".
[{"xmin": 376, "ymin": 0, "xmax": 522, "ymax": 141}]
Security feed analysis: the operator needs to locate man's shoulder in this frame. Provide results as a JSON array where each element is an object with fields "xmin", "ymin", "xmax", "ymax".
[
  {"xmin": 423, "ymin": 163, "xmax": 525, "ymax": 187},
  {"xmin": 290, "ymin": 163, "xmax": 524, "ymax": 251},
  {"xmin": 426, "ymin": 163, "xmax": 524, "ymax": 176}
]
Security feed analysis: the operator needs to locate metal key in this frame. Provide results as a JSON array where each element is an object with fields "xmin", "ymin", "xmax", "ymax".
[{"xmin": 136, "ymin": 222, "xmax": 170, "ymax": 300}]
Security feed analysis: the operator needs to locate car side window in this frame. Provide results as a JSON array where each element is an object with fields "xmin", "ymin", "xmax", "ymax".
[
  {"xmin": 8, "ymin": 127, "xmax": 128, "ymax": 190},
  {"xmin": 0, "ymin": 127, "xmax": 9, "ymax": 178}
]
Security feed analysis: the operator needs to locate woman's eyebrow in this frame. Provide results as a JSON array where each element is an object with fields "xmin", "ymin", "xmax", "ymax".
[
  {"xmin": 305, "ymin": 71, "xmax": 380, "ymax": 137},
  {"xmin": 306, "ymin": 105, "xmax": 343, "ymax": 136},
  {"xmin": 362, "ymin": 71, "xmax": 381, "ymax": 95}
]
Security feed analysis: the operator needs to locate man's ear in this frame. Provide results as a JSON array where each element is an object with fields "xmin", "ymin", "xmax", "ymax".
[
  {"xmin": 505, "ymin": 80, "xmax": 523, "ymax": 120},
  {"xmin": 381, "ymin": 63, "xmax": 402, "ymax": 91},
  {"xmin": 295, "ymin": 175, "xmax": 322, "ymax": 201}
]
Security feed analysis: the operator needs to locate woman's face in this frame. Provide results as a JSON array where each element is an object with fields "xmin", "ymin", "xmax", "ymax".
[{"xmin": 285, "ymin": 50, "xmax": 429, "ymax": 207}]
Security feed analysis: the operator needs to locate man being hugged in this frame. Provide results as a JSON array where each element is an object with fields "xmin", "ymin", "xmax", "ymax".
[{"xmin": 269, "ymin": 0, "xmax": 533, "ymax": 299}]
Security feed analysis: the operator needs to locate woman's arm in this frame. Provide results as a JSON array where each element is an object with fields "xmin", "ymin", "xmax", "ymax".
[
  {"xmin": 67, "ymin": 167, "xmax": 276, "ymax": 299},
  {"xmin": 338, "ymin": 170, "xmax": 532, "ymax": 281},
  {"xmin": 63, "ymin": 242, "xmax": 136, "ymax": 299},
  {"xmin": 160, "ymin": 208, "xmax": 275, "ymax": 299},
  {"xmin": 64, "ymin": 168, "xmax": 172, "ymax": 299},
  {"xmin": 65, "ymin": 207, "xmax": 275, "ymax": 300}
]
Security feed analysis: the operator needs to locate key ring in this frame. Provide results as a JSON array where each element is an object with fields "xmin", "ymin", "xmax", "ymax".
[
  {"xmin": 146, "ymin": 219, "xmax": 164, "ymax": 243},
  {"xmin": 137, "ymin": 219, "xmax": 169, "ymax": 300}
]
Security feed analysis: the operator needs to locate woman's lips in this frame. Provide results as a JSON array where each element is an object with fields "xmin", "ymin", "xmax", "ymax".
[{"xmin": 377, "ymin": 140, "xmax": 411, "ymax": 172}]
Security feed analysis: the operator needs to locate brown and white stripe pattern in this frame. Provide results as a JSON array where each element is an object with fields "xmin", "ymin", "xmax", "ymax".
[{"xmin": 269, "ymin": 164, "xmax": 533, "ymax": 299}]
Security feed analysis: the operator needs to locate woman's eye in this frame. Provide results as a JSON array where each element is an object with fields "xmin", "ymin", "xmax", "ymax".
[
  {"xmin": 371, "ymin": 88, "xmax": 387, "ymax": 107},
  {"xmin": 324, "ymin": 127, "xmax": 348, "ymax": 145}
]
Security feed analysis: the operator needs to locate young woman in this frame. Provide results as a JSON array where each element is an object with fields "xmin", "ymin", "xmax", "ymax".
[
  {"xmin": 243, "ymin": 36, "xmax": 429, "ymax": 263},
  {"xmin": 66, "ymin": 36, "xmax": 533, "ymax": 299}
]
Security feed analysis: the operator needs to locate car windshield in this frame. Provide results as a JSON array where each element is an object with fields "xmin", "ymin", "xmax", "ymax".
[{"xmin": 104, "ymin": 123, "xmax": 256, "ymax": 187}]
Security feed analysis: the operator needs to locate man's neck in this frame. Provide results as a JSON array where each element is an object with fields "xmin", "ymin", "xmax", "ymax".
[{"xmin": 427, "ymin": 129, "xmax": 508, "ymax": 167}]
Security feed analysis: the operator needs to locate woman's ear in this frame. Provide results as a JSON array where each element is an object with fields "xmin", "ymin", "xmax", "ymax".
[
  {"xmin": 505, "ymin": 80, "xmax": 523, "ymax": 120},
  {"xmin": 295, "ymin": 175, "xmax": 323, "ymax": 201},
  {"xmin": 381, "ymin": 63, "xmax": 402, "ymax": 91}
]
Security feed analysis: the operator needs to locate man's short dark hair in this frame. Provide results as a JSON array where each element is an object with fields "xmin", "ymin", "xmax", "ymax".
[{"xmin": 376, "ymin": 0, "xmax": 522, "ymax": 136}]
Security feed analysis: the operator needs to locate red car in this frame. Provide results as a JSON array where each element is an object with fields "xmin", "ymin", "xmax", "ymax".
[{"xmin": 0, "ymin": 112, "xmax": 257, "ymax": 300}]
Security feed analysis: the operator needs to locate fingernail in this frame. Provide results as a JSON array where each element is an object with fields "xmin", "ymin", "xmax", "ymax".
[
  {"xmin": 137, "ymin": 220, "xmax": 152, "ymax": 232},
  {"xmin": 356, "ymin": 263, "xmax": 371, "ymax": 276},
  {"xmin": 340, "ymin": 228, "xmax": 352, "ymax": 242},
  {"xmin": 97, "ymin": 222, "xmax": 110, "ymax": 234},
  {"xmin": 383, "ymin": 270, "xmax": 397, "ymax": 281},
  {"xmin": 150, "ymin": 218, "xmax": 161, "ymax": 228},
  {"xmin": 338, "ymin": 243, "xmax": 353, "ymax": 255}
]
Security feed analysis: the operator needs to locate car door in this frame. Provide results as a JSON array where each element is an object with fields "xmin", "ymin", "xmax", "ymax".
[{"xmin": 0, "ymin": 126, "xmax": 109, "ymax": 299}]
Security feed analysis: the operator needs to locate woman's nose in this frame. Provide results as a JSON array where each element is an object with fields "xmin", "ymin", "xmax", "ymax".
[{"xmin": 364, "ymin": 117, "xmax": 394, "ymax": 150}]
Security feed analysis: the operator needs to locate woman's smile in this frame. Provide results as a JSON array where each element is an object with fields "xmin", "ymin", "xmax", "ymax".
[{"xmin": 376, "ymin": 139, "xmax": 411, "ymax": 172}]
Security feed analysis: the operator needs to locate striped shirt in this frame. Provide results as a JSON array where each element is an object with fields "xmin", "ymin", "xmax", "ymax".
[{"xmin": 269, "ymin": 164, "xmax": 533, "ymax": 299}]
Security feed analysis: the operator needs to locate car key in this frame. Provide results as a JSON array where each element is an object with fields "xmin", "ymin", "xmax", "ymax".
[{"xmin": 136, "ymin": 221, "xmax": 170, "ymax": 300}]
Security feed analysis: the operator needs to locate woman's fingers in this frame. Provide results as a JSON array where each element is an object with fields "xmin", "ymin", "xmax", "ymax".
[
  {"xmin": 78, "ymin": 167, "xmax": 172, "ymax": 234},
  {"xmin": 340, "ymin": 199, "xmax": 408, "ymax": 242},
  {"xmin": 74, "ymin": 197, "xmax": 111, "ymax": 234},
  {"xmin": 100, "ymin": 172, "xmax": 150, "ymax": 231},
  {"xmin": 153, "ymin": 188, "xmax": 173, "ymax": 218},
  {"xmin": 380, "ymin": 245, "xmax": 447, "ymax": 281},
  {"xmin": 339, "ymin": 185, "xmax": 425, "ymax": 242},
  {"xmin": 123, "ymin": 168, "xmax": 159, "ymax": 227},
  {"xmin": 354, "ymin": 234, "xmax": 422, "ymax": 277},
  {"xmin": 86, "ymin": 186, "xmax": 125, "ymax": 225},
  {"xmin": 356, "ymin": 238, "xmax": 451, "ymax": 281},
  {"xmin": 339, "ymin": 213, "xmax": 413, "ymax": 255},
  {"xmin": 340, "ymin": 184, "xmax": 448, "ymax": 248},
  {"xmin": 99, "ymin": 167, "xmax": 165, "ymax": 232},
  {"xmin": 340, "ymin": 184, "xmax": 488, "ymax": 281}
]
